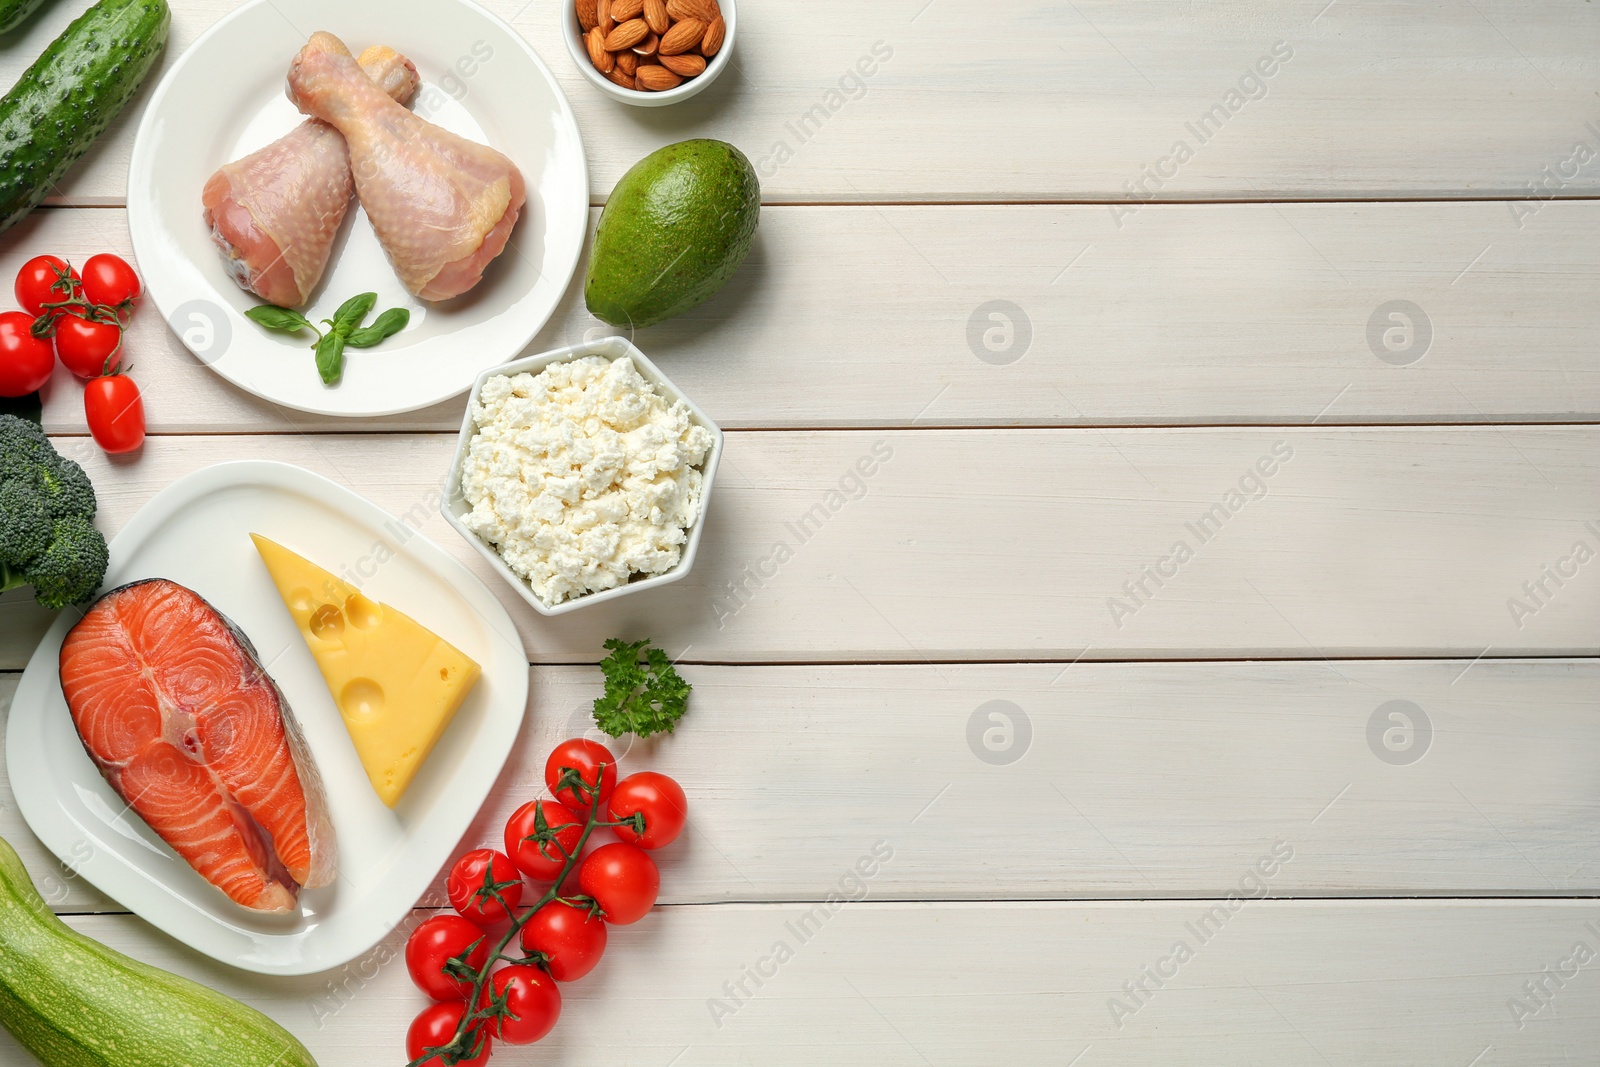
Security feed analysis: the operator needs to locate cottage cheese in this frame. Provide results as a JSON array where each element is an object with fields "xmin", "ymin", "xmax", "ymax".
[{"xmin": 460, "ymin": 356, "xmax": 715, "ymax": 607}]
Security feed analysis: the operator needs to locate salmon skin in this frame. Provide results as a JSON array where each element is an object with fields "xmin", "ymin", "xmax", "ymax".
[{"xmin": 58, "ymin": 579, "xmax": 336, "ymax": 912}]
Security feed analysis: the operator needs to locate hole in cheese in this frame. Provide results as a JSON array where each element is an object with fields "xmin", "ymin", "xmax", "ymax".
[
  {"xmin": 345, "ymin": 594, "xmax": 383, "ymax": 631},
  {"xmin": 340, "ymin": 678, "xmax": 386, "ymax": 720},
  {"xmin": 310, "ymin": 603, "xmax": 345, "ymax": 639}
]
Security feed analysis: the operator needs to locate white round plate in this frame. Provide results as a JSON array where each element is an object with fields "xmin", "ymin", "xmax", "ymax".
[
  {"xmin": 128, "ymin": 0, "xmax": 588, "ymax": 418},
  {"xmin": 5, "ymin": 462, "xmax": 529, "ymax": 975}
]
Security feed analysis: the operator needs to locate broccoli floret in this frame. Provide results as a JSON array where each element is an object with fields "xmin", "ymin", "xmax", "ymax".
[
  {"xmin": 22, "ymin": 516, "xmax": 109, "ymax": 610},
  {"xmin": 0, "ymin": 472, "xmax": 50, "ymax": 568},
  {"xmin": 0, "ymin": 417, "xmax": 97, "ymax": 520},
  {"xmin": 0, "ymin": 413, "xmax": 48, "ymax": 455},
  {"xmin": 0, "ymin": 416, "xmax": 108, "ymax": 608},
  {"xmin": 38, "ymin": 455, "xmax": 96, "ymax": 520}
]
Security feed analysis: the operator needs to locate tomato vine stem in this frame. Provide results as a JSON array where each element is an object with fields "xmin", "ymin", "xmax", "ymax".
[{"xmin": 407, "ymin": 764, "xmax": 612, "ymax": 1067}]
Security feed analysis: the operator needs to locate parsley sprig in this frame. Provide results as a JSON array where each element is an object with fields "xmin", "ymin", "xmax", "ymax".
[{"xmin": 592, "ymin": 638, "xmax": 691, "ymax": 739}]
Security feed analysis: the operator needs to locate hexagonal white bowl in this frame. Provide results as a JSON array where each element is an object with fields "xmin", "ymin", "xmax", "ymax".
[{"xmin": 441, "ymin": 338, "xmax": 723, "ymax": 615}]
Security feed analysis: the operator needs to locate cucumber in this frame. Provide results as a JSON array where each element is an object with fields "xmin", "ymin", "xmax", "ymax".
[
  {"xmin": 0, "ymin": 0, "xmax": 168, "ymax": 232},
  {"xmin": 0, "ymin": 834, "xmax": 319, "ymax": 1067},
  {"xmin": 0, "ymin": 0, "xmax": 55, "ymax": 34}
]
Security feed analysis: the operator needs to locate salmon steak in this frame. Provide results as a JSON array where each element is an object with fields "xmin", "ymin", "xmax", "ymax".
[{"xmin": 58, "ymin": 579, "xmax": 336, "ymax": 912}]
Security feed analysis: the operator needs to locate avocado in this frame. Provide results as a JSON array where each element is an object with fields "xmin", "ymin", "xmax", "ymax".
[{"xmin": 585, "ymin": 139, "xmax": 760, "ymax": 329}]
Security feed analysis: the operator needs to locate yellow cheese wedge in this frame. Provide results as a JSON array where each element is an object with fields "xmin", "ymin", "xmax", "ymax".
[{"xmin": 251, "ymin": 534, "xmax": 481, "ymax": 808}]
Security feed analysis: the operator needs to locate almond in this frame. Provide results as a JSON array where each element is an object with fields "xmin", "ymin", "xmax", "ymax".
[
  {"xmin": 604, "ymin": 17, "xmax": 649, "ymax": 50},
  {"xmin": 664, "ymin": 0, "xmax": 694, "ymax": 19},
  {"xmin": 597, "ymin": 0, "xmax": 613, "ymax": 34},
  {"xmin": 586, "ymin": 26, "xmax": 615, "ymax": 72},
  {"xmin": 606, "ymin": 67, "xmax": 638, "ymax": 90},
  {"xmin": 616, "ymin": 50, "xmax": 639, "ymax": 75},
  {"xmin": 659, "ymin": 52, "xmax": 706, "ymax": 77},
  {"xmin": 610, "ymin": 0, "xmax": 644, "ymax": 18},
  {"xmin": 643, "ymin": 0, "xmax": 670, "ymax": 35},
  {"xmin": 576, "ymin": 0, "xmax": 599, "ymax": 31},
  {"xmin": 700, "ymin": 15, "xmax": 725, "ymax": 57},
  {"xmin": 636, "ymin": 64, "xmax": 684, "ymax": 91},
  {"xmin": 632, "ymin": 32, "xmax": 659, "ymax": 55},
  {"xmin": 685, "ymin": 0, "xmax": 720, "ymax": 20},
  {"xmin": 659, "ymin": 17, "xmax": 704, "ymax": 55}
]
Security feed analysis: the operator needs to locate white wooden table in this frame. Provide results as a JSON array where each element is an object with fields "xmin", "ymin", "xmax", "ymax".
[{"xmin": 3, "ymin": 1, "xmax": 1599, "ymax": 1063}]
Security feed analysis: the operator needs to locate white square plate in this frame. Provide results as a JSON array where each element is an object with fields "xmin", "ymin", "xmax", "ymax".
[{"xmin": 5, "ymin": 462, "xmax": 528, "ymax": 975}]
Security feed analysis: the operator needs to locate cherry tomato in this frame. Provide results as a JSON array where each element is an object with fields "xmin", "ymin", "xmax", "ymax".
[
  {"xmin": 406, "ymin": 1001, "xmax": 492, "ymax": 1067},
  {"xmin": 578, "ymin": 842, "xmax": 659, "ymax": 925},
  {"xmin": 447, "ymin": 848, "xmax": 523, "ymax": 927},
  {"xmin": 608, "ymin": 771, "xmax": 688, "ymax": 850},
  {"xmin": 520, "ymin": 900, "xmax": 608, "ymax": 981},
  {"xmin": 83, "ymin": 373, "xmax": 145, "ymax": 454},
  {"xmin": 544, "ymin": 738, "xmax": 618, "ymax": 813},
  {"xmin": 405, "ymin": 914, "xmax": 491, "ymax": 1001},
  {"xmin": 475, "ymin": 964, "xmax": 560, "ymax": 1045},
  {"xmin": 79, "ymin": 253, "xmax": 141, "ymax": 311},
  {"xmin": 53, "ymin": 314, "xmax": 122, "ymax": 378},
  {"xmin": 15, "ymin": 255, "xmax": 79, "ymax": 318},
  {"xmin": 0, "ymin": 311, "xmax": 54, "ymax": 397},
  {"xmin": 504, "ymin": 799, "xmax": 583, "ymax": 883}
]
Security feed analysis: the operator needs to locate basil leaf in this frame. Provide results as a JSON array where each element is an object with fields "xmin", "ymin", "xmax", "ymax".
[
  {"xmin": 330, "ymin": 292, "xmax": 378, "ymax": 336},
  {"xmin": 344, "ymin": 307, "xmax": 410, "ymax": 348},
  {"xmin": 245, "ymin": 305, "xmax": 314, "ymax": 333},
  {"xmin": 315, "ymin": 332, "xmax": 346, "ymax": 385}
]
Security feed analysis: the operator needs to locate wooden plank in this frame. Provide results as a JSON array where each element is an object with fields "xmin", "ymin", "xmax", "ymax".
[
  {"xmin": 9, "ymin": 661, "xmax": 1596, "ymax": 912},
  {"xmin": 0, "ymin": 902, "xmax": 1589, "ymax": 1065},
  {"xmin": 10, "ymin": 200, "xmax": 1600, "ymax": 433},
  {"xmin": 12, "ymin": 0, "xmax": 1600, "ymax": 203},
  {"xmin": 0, "ymin": 428, "xmax": 1594, "ymax": 668}
]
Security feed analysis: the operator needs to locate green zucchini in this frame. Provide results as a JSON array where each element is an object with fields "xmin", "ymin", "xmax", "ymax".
[
  {"xmin": 0, "ymin": 834, "xmax": 319, "ymax": 1067},
  {"xmin": 0, "ymin": 0, "xmax": 55, "ymax": 34},
  {"xmin": 0, "ymin": 0, "xmax": 169, "ymax": 232}
]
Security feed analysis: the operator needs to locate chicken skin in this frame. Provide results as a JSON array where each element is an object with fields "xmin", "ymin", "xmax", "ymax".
[
  {"xmin": 203, "ymin": 47, "xmax": 420, "ymax": 309},
  {"xmin": 286, "ymin": 31, "xmax": 526, "ymax": 302}
]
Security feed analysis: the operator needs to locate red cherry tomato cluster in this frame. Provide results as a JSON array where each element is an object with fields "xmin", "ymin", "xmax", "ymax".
[
  {"xmin": 2, "ymin": 254, "xmax": 147, "ymax": 454},
  {"xmin": 403, "ymin": 738, "xmax": 687, "ymax": 1066}
]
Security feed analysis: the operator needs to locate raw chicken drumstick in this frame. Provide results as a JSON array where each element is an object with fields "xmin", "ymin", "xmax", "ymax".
[
  {"xmin": 286, "ymin": 31, "xmax": 527, "ymax": 302},
  {"xmin": 203, "ymin": 47, "xmax": 420, "ymax": 309}
]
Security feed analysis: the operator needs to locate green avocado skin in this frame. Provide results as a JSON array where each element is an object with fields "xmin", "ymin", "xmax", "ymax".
[{"xmin": 585, "ymin": 139, "xmax": 760, "ymax": 329}]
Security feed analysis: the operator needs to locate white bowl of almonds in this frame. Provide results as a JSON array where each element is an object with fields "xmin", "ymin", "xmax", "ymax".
[{"xmin": 562, "ymin": 0, "xmax": 734, "ymax": 105}]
